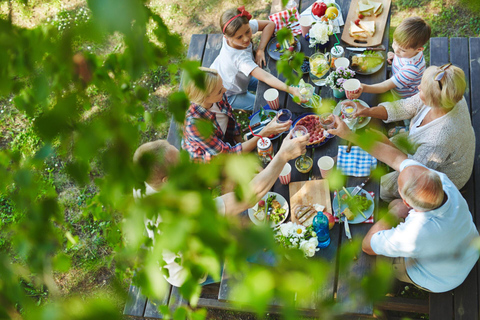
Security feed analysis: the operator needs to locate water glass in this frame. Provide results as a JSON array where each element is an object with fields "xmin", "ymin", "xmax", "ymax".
[{"xmin": 277, "ymin": 109, "xmax": 292, "ymax": 124}]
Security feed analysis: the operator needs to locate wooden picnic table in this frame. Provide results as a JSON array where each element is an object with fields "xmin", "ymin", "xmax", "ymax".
[{"xmin": 216, "ymin": 0, "xmax": 391, "ymax": 316}]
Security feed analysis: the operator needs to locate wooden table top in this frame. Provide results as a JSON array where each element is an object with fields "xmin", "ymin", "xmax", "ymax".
[{"xmin": 218, "ymin": 0, "xmax": 391, "ymax": 315}]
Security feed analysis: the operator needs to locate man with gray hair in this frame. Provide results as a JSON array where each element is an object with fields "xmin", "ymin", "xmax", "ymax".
[{"xmin": 329, "ymin": 115, "xmax": 479, "ymax": 293}]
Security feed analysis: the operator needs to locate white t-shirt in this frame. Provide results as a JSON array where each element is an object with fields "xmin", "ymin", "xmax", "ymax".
[
  {"xmin": 210, "ymin": 20, "xmax": 259, "ymax": 97},
  {"xmin": 133, "ymin": 182, "xmax": 226, "ymax": 287},
  {"xmin": 371, "ymin": 160, "xmax": 479, "ymax": 292},
  {"xmin": 210, "ymin": 103, "xmax": 229, "ymax": 134}
]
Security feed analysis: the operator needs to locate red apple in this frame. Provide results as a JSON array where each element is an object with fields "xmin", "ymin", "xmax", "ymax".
[{"xmin": 323, "ymin": 212, "xmax": 335, "ymax": 230}]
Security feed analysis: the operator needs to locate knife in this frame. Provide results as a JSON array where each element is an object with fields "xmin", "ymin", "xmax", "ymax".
[
  {"xmin": 351, "ymin": 177, "xmax": 370, "ymax": 196},
  {"xmin": 242, "ymin": 118, "xmax": 272, "ymax": 134},
  {"xmin": 346, "ymin": 45, "xmax": 386, "ymax": 51}
]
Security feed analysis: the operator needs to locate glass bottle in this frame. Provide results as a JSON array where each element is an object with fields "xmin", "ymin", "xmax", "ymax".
[{"xmin": 313, "ymin": 212, "xmax": 331, "ymax": 248}]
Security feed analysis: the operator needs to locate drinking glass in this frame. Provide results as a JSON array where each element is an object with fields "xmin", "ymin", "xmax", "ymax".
[
  {"xmin": 319, "ymin": 113, "xmax": 335, "ymax": 130},
  {"xmin": 291, "ymin": 125, "xmax": 313, "ymax": 173},
  {"xmin": 277, "ymin": 109, "xmax": 292, "ymax": 124}
]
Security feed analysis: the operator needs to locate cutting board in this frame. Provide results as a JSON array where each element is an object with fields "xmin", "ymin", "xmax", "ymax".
[
  {"xmin": 289, "ymin": 180, "xmax": 332, "ymax": 226},
  {"xmin": 341, "ymin": 0, "xmax": 392, "ymax": 47}
]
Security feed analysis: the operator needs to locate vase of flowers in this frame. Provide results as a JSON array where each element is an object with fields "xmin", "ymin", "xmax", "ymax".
[
  {"xmin": 325, "ymin": 66, "xmax": 356, "ymax": 99},
  {"xmin": 309, "ymin": 20, "xmax": 333, "ymax": 50},
  {"xmin": 274, "ymin": 222, "xmax": 319, "ymax": 258}
]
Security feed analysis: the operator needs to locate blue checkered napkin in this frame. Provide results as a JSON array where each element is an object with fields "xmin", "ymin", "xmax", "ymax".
[{"xmin": 337, "ymin": 146, "xmax": 377, "ymax": 177}]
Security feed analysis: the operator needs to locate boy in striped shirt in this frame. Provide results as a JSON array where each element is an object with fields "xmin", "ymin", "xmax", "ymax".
[{"xmin": 352, "ymin": 17, "xmax": 431, "ymax": 100}]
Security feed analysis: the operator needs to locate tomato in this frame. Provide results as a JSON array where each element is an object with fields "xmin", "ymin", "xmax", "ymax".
[
  {"xmin": 354, "ymin": 19, "xmax": 360, "ymax": 26},
  {"xmin": 358, "ymin": 13, "xmax": 364, "ymax": 19}
]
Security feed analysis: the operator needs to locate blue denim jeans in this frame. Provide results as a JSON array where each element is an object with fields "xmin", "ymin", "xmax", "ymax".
[{"xmin": 227, "ymin": 76, "xmax": 259, "ymax": 111}]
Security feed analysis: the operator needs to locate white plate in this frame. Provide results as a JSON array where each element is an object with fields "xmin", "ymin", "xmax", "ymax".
[
  {"xmin": 333, "ymin": 99, "xmax": 371, "ymax": 129},
  {"xmin": 248, "ymin": 192, "xmax": 289, "ymax": 227}
]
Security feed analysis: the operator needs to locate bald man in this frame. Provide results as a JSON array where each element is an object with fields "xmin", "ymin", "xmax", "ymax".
[
  {"xmin": 133, "ymin": 131, "xmax": 309, "ymax": 287},
  {"xmin": 329, "ymin": 115, "xmax": 479, "ymax": 293}
]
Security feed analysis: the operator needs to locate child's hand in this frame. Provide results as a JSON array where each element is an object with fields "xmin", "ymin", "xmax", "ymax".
[
  {"xmin": 387, "ymin": 51, "xmax": 394, "ymax": 64},
  {"xmin": 255, "ymin": 49, "xmax": 266, "ymax": 68}
]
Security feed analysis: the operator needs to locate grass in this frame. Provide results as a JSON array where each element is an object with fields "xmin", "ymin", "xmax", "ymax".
[{"xmin": 0, "ymin": 0, "xmax": 479, "ymax": 319}]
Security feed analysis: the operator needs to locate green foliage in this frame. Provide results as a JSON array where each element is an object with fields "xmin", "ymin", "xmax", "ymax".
[{"xmin": 0, "ymin": 0, "xmax": 415, "ymax": 319}]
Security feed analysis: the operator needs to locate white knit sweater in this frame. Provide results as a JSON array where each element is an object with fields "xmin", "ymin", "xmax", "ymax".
[{"xmin": 378, "ymin": 94, "xmax": 475, "ymax": 199}]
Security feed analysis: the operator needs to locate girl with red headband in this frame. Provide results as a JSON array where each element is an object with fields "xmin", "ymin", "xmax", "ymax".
[{"xmin": 210, "ymin": 6, "xmax": 305, "ymax": 111}]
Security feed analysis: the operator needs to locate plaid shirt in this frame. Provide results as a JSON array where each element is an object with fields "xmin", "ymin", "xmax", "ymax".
[{"xmin": 182, "ymin": 95, "xmax": 242, "ymax": 162}]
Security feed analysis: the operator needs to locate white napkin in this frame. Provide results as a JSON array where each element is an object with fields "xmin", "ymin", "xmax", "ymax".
[{"xmin": 301, "ymin": 0, "xmax": 344, "ymax": 33}]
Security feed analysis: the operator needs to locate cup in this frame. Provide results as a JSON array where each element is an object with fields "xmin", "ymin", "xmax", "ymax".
[
  {"xmin": 299, "ymin": 16, "xmax": 313, "ymax": 38},
  {"xmin": 334, "ymin": 57, "xmax": 350, "ymax": 69},
  {"xmin": 279, "ymin": 163, "xmax": 292, "ymax": 185},
  {"xmin": 317, "ymin": 156, "xmax": 334, "ymax": 179},
  {"xmin": 343, "ymin": 79, "xmax": 361, "ymax": 99},
  {"xmin": 277, "ymin": 109, "xmax": 292, "ymax": 123},
  {"xmin": 264, "ymin": 88, "xmax": 280, "ymax": 110}
]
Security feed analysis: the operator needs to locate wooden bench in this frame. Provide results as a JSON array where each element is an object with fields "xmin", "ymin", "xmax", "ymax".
[{"xmin": 427, "ymin": 36, "xmax": 480, "ymax": 320}]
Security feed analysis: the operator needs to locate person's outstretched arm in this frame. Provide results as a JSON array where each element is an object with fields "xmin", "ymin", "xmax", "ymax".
[
  {"xmin": 221, "ymin": 131, "xmax": 309, "ymax": 215},
  {"xmin": 328, "ymin": 115, "xmax": 407, "ymax": 171}
]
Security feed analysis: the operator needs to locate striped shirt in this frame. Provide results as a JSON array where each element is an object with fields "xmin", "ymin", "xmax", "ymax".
[
  {"xmin": 391, "ymin": 51, "xmax": 425, "ymax": 99},
  {"xmin": 181, "ymin": 95, "xmax": 242, "ymax": 162}
]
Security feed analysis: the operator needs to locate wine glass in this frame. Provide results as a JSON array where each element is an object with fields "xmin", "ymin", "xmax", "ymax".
[
  {"xmin": 291, "ymin": 125, "xmax": 313, "ymax": 173},
  {"xmin": 277, "ymin": 109, "xmax": 292, "ymax": 124}
]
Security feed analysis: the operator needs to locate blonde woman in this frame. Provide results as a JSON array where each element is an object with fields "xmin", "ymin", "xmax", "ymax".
[
  {"xmin": 354, "ymin": 64, "xmax": 475, "ymax": 201},
  {"xmin": 181, "ymin": 67, "xmax": 292, "ymax": 162}
]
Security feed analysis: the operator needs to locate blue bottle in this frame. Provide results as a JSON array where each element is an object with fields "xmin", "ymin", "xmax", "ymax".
[{"xmin": 313, "ymin": 212, "xmax": 330, "ymax": 248}]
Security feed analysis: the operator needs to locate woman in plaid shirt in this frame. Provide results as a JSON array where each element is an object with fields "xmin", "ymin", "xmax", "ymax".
[{"xmin": 181, "ymin": 68, "xmax": 291, "ymax": 162}]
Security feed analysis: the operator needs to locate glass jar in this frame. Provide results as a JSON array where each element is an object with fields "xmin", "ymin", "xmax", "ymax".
[
  {"xmin": 309, "ymin": 52, "xmax": 331, "ymax": 86},
  {"xmin": 257, "ymin": 138, "xmax": 274, "ymax": 164},
  {"xmin": 330, "ymin": 45, "xmax": 345, "ymax": 68}
]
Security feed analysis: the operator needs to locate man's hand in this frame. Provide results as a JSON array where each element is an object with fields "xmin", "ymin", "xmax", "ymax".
[
  {"xmin": 387, "ymin": 51, "xmax": 394, "ymax": 64},
  {"xmin": 255, "ymin": 49, "xmax": 266, "ymax": 69},
  {"xmin": 327, "ymin": 114, "xmax": 352, "ymax": 140},
  {"xmin": 290, "ymin": 86, "xmax": 309, "ymax": 104},
  {"xmin": 277, "ymin": 130, "xmax": 309, "ymax": 161},
  {"xmin": 260, "ymin": 115, "xmax": 291, "ymax": 137}
]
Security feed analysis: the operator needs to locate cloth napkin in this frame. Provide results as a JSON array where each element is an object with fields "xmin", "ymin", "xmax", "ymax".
[
  {"xmin": 333, "ymin": 191, "xmax": 375, "ymax": 224},
  {"xmin": 269, "ymin": 7, "xmax": 302, "ymax": 36},
  {"xmin": 337, "ymin": 145, "xmax": 377, "ymax": 177},
  {"xmin": 300, "ymin": 0, "xmax": 345, "ymax": 34}
]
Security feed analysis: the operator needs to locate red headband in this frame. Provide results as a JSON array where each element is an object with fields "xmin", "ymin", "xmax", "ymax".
[{"xmin": 222, "ymin": 6, "xmax": 252, "ymax": 34}]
